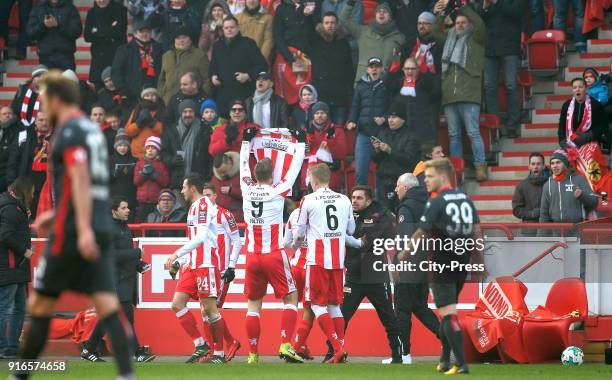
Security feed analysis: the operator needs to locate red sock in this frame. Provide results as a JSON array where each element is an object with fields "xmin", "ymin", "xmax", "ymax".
[
  {"xmin": 202, "ymin": 318, "xmax": 214, "ymax": 349},
  {"xmin": 223, "ymin": 320, "xmax": 236, "ymax": 346},
  {"xmin": 316, "ymin": 313, "xmax": 341, "ymax": 352},
  {"xmin": 245, "ymin": 312, "xmax": 260, "ymax": 354},
  {"xmin": 332, "ymin": 317, "xmax": 345, "ymax": 347},
  {"xmin": 280, "ymin": 306, "xmax": 298, "ymax": 344},
  {"xmin": 211, "ymin": 316, "xmax": 226, "ymax": 353},
  {"xmin": 292, "ymin": 319, "xmax": 313, "ymax": 351},
  {"xmin": 177, "ymin": 308, "xmax": 203, "ymax": 345}
]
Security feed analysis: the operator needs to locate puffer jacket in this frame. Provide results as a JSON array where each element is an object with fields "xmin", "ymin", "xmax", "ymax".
[
  {"xmin": 26, "ymin": 0, "xmax": 82, "ymax": 56},
  {"xmin": 539, "ymin": 172, "xmax": 598, "ymax": 223},
  {"xmin": 588, "ymin": 80, "xmax": 609, "ymax": 105},
  {"xmin": 0, "ymin": 193, "xmax": 31, "ymax": 286},
  {"xmin": 348, "ymin": 73, "xmax": 391, "ymax": 137},
  {"xmin": 373, "ymin": 123, "xmax": 420, "ymax": 182},
  {"xmin": 134, "ymin": 158, "xmax": 170, "ymax": 203}
]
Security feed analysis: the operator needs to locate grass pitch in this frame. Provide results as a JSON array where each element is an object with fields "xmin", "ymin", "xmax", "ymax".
[{"xmin": 4, "ymin": 360, "xmax": 612, "ymax": 380}]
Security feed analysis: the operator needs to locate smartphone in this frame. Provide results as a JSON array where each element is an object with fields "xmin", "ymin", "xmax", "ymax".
[{"xmin": 370, "ymin": 136, "xmax": 381, "ymax": 144}]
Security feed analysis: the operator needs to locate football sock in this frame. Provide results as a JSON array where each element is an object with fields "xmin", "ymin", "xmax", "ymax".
[
  {"xmin": 246, "ymin": 311, "xmax": 261, "ymax": 354},
  {"xmin": 223, "ymin": 319, "xmax": 236, "ymax": 346},
  {"xmin": 102, "ymin": 312, "xmax": 134, "ymax": 376},
  {"xmin": 176, "ymin": 308, "xmax": 203, "ymax": 346},
  {"xmin": 280, "ymin": 304, "xmax": 298, "ymax": 344},
  {"xmin": 209, "ymin": 314, "xmax": 225, "ymax": 354},
  {"xmin": 328, "ymin": 305, "xmax": 345, "ymax": 347},
  {"xmin": 438, "ymin": 318, "xmax": 451, "ymax": 364},
  {"xmin": 442, "ymin": 315, "xmax": 466, "ymax": 367},
  {"xmin": 16, "ymin": 315, "xmax": 51, "ymax": 379},
  {"xmin": 292, "ymin": 319, "xmax": 313, "ymax": 351},
  {"xmin": 314, "ymin": 310, "xmax": 341, "ymax": 353},
  {"xmin": 202, "ymin": 316, "xmax": 214, "ymax": 349}
]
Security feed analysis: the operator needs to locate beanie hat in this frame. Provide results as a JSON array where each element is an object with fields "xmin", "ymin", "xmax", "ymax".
[
  {"xmin": 387, "ymin": 102, "xmax": 407, "ymax": 120},
  {"xmin": 229, "ymin": 98, "xmax": 246, "ymax": 109},
  {"xmin": 158, "ymin": 189, "xmax": 176, "ymax": 202},
  {"xmin": 62, "ymin": 69, "xmax": 79, "ymax": 83},
  {"xmin": 550, "ymin": 149, "xmax": 570, "ymax": 169},
  {"xmin": 145, "ymin": 136, "xmax": 162, "ymax": 152},
  {"xmin": 375, "ymin": 2, "xmax": 392, "ymax": 15},
  {"xmin": 114, "ymin": 128, "xmax": 130, "ymax": 149},
  {"xmin": 583, "ymin": 67, "xmax": 599, "ymax": 79},
  {"xmin": 418, "ymin": 11, "xmax": 436, "ymax": 24},
  {"xmin": 32, "ymin": 65, "xmax": 48, "ymax": 79},
  {"xmin": 101, "ymin": 66, "xmax": 112, "ymax": 82},
  {"xmin": 178, "ymin": 99, "xmax": 198, "ymax": 115},
  {"xmin": 200, "ymin": 99, "xmax": 219, "ymax": 115},
  {"xmin": 141, "ymin": 87, "xmax": 159, "ymax": 98},
  {"xmin": 311, "ymin": 101, "xmax": 330, "ymax": 115}
]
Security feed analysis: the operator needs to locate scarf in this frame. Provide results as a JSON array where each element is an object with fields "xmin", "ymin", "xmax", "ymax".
[
  {"xmin": 135, "ymin": 38, "xmax": 155, "ymax": 77},
  {"xmin": 176, "ymin": 118, "xmax": 202, "ymax": 174},
  {"xmin": 370, "ymin": 20, "xmax": 397, "ymax": 36},
  {"xmin": 20, "ymin": 86, "xmax": 40, "ymax": 127},
  {"xmin": 553, "ymin": 170, "xmax": 567, "ymax": 182},
  {"xmin": 441, "ymin": 25, "xmax": 473, "ymax": 74},
  {"xmin": 566, "ymin": 96, "xmax": 592, "ymax": 148},
  {"xmin": 411, "ymin": 37, "xmax": 436, "ymax": 74},
  {"xmin": 252, "ymin": 88, "xmax": 274, "ymax": 128},
  {"xmin": 400, "ymin": 76, "xmax": 416, "ymax": 97}
]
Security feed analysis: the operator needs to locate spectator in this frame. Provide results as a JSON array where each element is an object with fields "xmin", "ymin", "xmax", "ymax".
[
  {"xmin": 209, "ymin": 17, "xmax": 268, "ymax": 115},
  {"xmin": 388, "ymin": 0, "xmax": 430, "ymax": 44},
  {"xmin": 304, "ymin": 101, "xmax": 348, "ymax": 192},
  {"xmin": 112, "ymin": 20, "xmax": 163, "ymax": 101},
  {"xmin": 308, "ymin": 11, "xmax": 354, "ymax": 125},
  {"xmin": 553, "ymin": 0, "xmax": 586, "ymax": 53},
  {"xmin": 200, "ymin": 99, "xmax": 226, "ymax": 132},
  {"xmin": 147, "ymin": 0, "xmax": 201, "ymax": 52},
  {"xmin": 26, "ymin": 0, "xmax": 82, "ymax": 70},
  {"xmin": 530, "ymin": 0, "xmax": 544, "ymax": 33},
  {"xmin": 236, "ymin": 0, "xmax": 274, "ymax": 63},
  {"xmin": 539, "ymin": 150, "xmax": 598, "ymax": 232},
  {"xmin": 164, "ymin": 72, "xmax": 208, "ymax": 127},
  {"xmin": 272, "ymin": 0, "xmax": 316, "ymax": 106},
  {"xmin": 210, "ymin": 152, "xmax": 244, "ymax": 223},
  {"xmin": 125, "ymin": 88, "xmax": 165, "ymax": 159},
  {"xmin": 198, "ymin": 0, "xmax": 230, "ymax": 60},
  {"xmin": 127, "ymin": 0, "xmax": 166, "ymax": 42},
  {"xmin": 84, "ymin": 0, "xmax": 128, "ymax": 90},
  {"xmin": 584, "ymin": 68, "xmax": 609, "ymax": 106},
  {"xmin": 512, "ymin": 152, "xmax": 549, "ymax": 236},
  {"xmin": 0, "ymin": 178, "xmax": 33, "ymax": 359},
  {"xmin": 97, "ymin": 67, "xmax": 130, "ymax": 119},
  {"xmin": 209, "ymin": 99, "xmax": 260, "ymax": 155},
  {"xmin": 245, "ymin": 72, "xmax": 289, "ymax": 129},
  {"xmin": 105, "ymin": 111, "xmax": 122, "ymax": 142},
  {"xmin": 0, "ymin": 0, "xmax": 32, "ymax": 60},
  {"xmin": 6, "ymin": 111, "xmax": 52, "ymax": 219},
  {"xmin": 146, "ymin": 189, "xmax": 187, "ymax": 237},
  {"xmin": 340, "ymin": 1, "xmax": 405, "ymax": 83},
  {"xmin": 346, "ymin": 57, "xmax": 391, "ymax": 186},
  {"xmin": 109, "ymin": 130, "xmax": 138, "ymax": 212},
  {"xmin": 372, "ymin": 102, "xmax": 419, "ymax": 211},
  {"xmin": 559, "ymin": 78, "xmax": 605, "ymax": 150},
  {"xmin": 62, "ymin": 69, "xmax": 99, "ymax": 114},
  {"xmin": 480, "ymin": 0, "xmax": 525, "ymax": 139},
  {"xmin": 431, "ymin": 4, "xmax": 487, "ymax": 181},
  {"xmin": 161, "ymin": 99, "xmax": 213, "ymax": 190},
  {"xmin": 134, "ymin": 136, "xmax": 170, "ymax": 221},
  {"xmin": 289, "ymin": 84, "xmax": 318, "ymax": 131},
  {"xmin": 322, "ymin": 0, "xmax": 363, "ymax": 24},
  {"xmin": 0, "ymin": 108, "xmax": 21, "ymax": 193},
  {"xmin": 89, "ymin": 104, "xmax": 116, "ymax": 158},
  {"xmin": 385, "ymin": 57, "xmax": 440, "ymax": 145},
  {"xmin": 10, "ymin": 65, "xmax": 47, "ymax": 129},
  {"xmin": 412, "ymin": 142, "xmax": 445, "ymax": 185}
]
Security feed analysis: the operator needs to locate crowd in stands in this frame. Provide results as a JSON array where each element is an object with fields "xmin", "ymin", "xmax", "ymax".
[{"xmin": 1, "ymin": 0, "xmax": 612, "ymax": 230}]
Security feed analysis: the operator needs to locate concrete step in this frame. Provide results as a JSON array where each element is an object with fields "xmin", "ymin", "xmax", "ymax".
[
  {"xmin": 564, "ymin": 65, "xmax": 607, "ymax": 81},
  {"xmin": 498, "ymin": 150, "xmax": 553, "ymax": 166},
  {"xmin": 532, "ymin": 80, "xmax": 556, "ymax": 95},
  {"xmin": 0, "ymin": 87, "xmax": 17, "ymax": 101},
  {"xmin": 531, "ymin": 108, "xmax": 560, "ymax": 124},
  {"xmin": 6, "ymin": 60, "xmax": 90, "ymax": 74},
  {"xmin": 598, "ymin": 27, "xmax": 612, "ymax": 39},
  {"xmin": 553, "ymin": 81, "xmax": 572, "ymax": 96},
  {"xmin": 568, "ymin": 52, "xmax": 612, "ymax": 67},
  {"xmin": 588, "ymin": 38, "xmax": 612, "ymax": 53},
  {"xmin": 473, "ymin": 179, "xmax": 519, "ymax": 196},
  {"xmin": 487, "ymin": 165, "xmax": 529, "ymax": 180},
  {"xmin": 473, "ymin": 196, "xmax": 512, "ymax": 211},
  {"xmin": 533, "ymin": 94, "xmax": 567, "ymax": 109},
  {"xmin": 521, "ymin": 122, "xmax": 558, "ymax": 138},
  {"xmin": 479, "ymin": 213, "xmax": 519, "ymax": 223},
  {"xmin": 501, "ymin": 136, "xmax": 559, "ymax": 152}
]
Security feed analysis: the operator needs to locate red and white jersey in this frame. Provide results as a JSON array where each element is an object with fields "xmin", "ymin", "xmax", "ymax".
[
  {"xmin": 175, "ymin": 196, "xmax": 219, "ymax": 269},
  {"xmin": 214, "ymin": 206, "xmax": 242, "ymax": 272},
  {"xmin": 240, "ymin": 140, "xmax": 305, "ymax": 254},
  {"xmin": 296, "ymin": 187, "xmax": 354, "ymax": 269},
  {"xmin": 251, "ymin": 128, "xmax": 300, "ymax": 196},
  {"xmin": 284, "ymin": 208, "xmax": 307, "ymax": 269}
]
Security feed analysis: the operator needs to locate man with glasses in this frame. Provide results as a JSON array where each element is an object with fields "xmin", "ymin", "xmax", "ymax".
[{"xmin": 209, "ymin": 99, "xmax": 261, "ymax": 156}]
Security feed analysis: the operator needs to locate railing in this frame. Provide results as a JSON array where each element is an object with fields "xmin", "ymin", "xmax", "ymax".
[{"xmin": 512, "ymin": 242, "xmax": 569, "ymax": 277}]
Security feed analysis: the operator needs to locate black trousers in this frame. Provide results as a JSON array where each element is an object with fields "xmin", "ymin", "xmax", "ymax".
[
  {"xmin": 85, "ymin": 302, "xmax": 140, "ymax": 352},
  {"xmin": 394, "ymin": 283, "xmax": 440, "ymax": 355},
  {"xmin": 342, "ymin": 281, "xmax": 403, "ymax": 358}
]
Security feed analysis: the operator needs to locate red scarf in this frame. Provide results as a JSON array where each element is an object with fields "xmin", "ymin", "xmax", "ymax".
[
  {"xmin": 553, "ymin": 170, "xmax": 566, "ymax": 182},
  {"xmin": 565, "ymin": 95, "xmax": 592, "ymax": 148},
  {"xmin": 20, "ymin": 86, "xmax": 40, "ymax": 127},
  {"xmin": 136, "ymin": 39, "xmax": 156, "ymax": 77},
  {"xmin": 410, "ymin": 37, "xmax": 436, "ymax": 74},
  {"xmin": 400, "ymin": 76, "xmax": 417, "ymax": 97}
]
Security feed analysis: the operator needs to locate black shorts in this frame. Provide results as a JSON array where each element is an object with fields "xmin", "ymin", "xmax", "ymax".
[
  {"xmin": 430, "ymin": 277, "xmax": 466, "ymax": 308},
  {"xmin": 34, "ymin": 232, "xmax": 115, "ymax": 298}
]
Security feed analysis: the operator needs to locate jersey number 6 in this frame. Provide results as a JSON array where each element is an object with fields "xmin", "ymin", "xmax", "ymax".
[{"xmin": 326, "ymin": 205, "xmax": 338, "ymax": 231}]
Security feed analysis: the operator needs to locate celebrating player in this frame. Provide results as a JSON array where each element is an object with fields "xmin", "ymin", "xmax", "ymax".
[
  {"xmin": 164, "ymin": 174, "xmax": 220, "ymax": 363},
  {"xmin": 240, "ymin": 128, "xmax": 306, "ymax": 364},
  {"xmin": 18, "ymin": 72, "xmax": 134, "ymax": 380},
  {"xmin": 398, "ymin": 158, "xmax": 484, "ymax": 375},
  {"xmin": 293, "ymin": 163, "xmax": 355, "ymax": 363}
]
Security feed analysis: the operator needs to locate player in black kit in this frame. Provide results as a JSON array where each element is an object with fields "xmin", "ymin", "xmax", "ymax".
[
  {"xmin": 15, "ymin": 72, "xmax": 134, "ymax": 380},
  {"xmin": 398, "ymin": 158, "xmax": 484, "ymax": 375}
]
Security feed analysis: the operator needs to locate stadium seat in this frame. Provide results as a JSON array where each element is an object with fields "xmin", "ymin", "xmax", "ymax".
[
  {"xmin": 448, "ymin": 156, "xmax": 465, "ymax": 188},
  {"xmin": 521, "ymin": 277, "xmax": 588, "ymax": 363},
  {"xmin": 525, "ymin": 30, "xmax": 566, "ymax": 77}
]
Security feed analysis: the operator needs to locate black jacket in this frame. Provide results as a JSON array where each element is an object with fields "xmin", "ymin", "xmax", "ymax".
[
  {"xmin": 164, "ymin": 90, "xmax": 208, "ymax": 127},
  {"xmin": 395, "ymin": 185, "xmax": 429, "ymax": 282},
  {"xmin": 26, "ymin": 0, "xmax": 82, "ymax": 56},
  {"xmin": 84, "ymin": 1, "xmax": 128, "ymax": 83},
  {"xmin": 97, "ymin": 87, "xmax": 132, "ymax": 119},
  {"xmin": 245, "ymin": 94, "xmax": 290, "ymax": 129},
  {"xmin": 0, "ymin": 118, "xmax": 21, "ymax": 179},
  {"xmin": 0, "ymin": 193, "xmax": 31, "ymax": 286},
  {"xmin": 273, "ymin": 0, "xmax": 316, "ymax": 62},
  {"xmin": 348, "ymin": 74, "xmax": 391, "ymax": 136},
  {"xmin": 10, "ymin": 82, "xmax": 40, "ymax": 127},
  {"xmin": 147, "ymin": 5, "xmax": 201, "ymax": 52},
  {"xmin": 112, "ymin": 39, "xmax": 163, "ymax": 100},
  {"xmin": 289, "ymin": 105, "xmax": 312, "ymax": 132},
  {"xmin": 208, "ymin": 34, "xmax": 268, "ymax": 115},
  {"xmin": 373, "ymin": 125, "xmax": 420, "ymax": 182},
  {"xmin": 308, "ymin": 24, "xmax": 354, "ymax": 107},
  {"xmin": 479, "ymin": 0, "xmax": 526, "ymax": 57},
  {"xmin": 345, "ymin": 200, "xmax": 396, "ymax": 284},
  {"xmin": 512, "ymin": 170, "xmax": 550, "ymax": 222},
  {"xmin": 111, "ymin": 217, "xmax": 140, "ymax": 303},
  {"xmin": 6, "ymin": 125, "xmax": 50, "ymax": 183},
  {"xmin": 388, "ymin": 0, "xmax": 431, "ymax": 44},
  {"xmin": 558, "ymin": 96, "xmax": 606, "ymax": 150},
  {"xmin": 109, "ymin": 152, "xmax": 138, "ymax": 208},
  {"xmin": 161, "ymin": 123, "xmax": 213, "ymax": 189},
  {"xmin": 146, "ymin": 203, "xmax": 188, "ymax": 237}
]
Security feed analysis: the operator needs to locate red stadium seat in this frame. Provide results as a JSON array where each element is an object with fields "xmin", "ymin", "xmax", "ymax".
[
  {"xmin": 344, "ymin": 128, "xmax": 356, "ymax": 158},
  {"xmin": 521, "ymin": 278, "xmax": 588, "ymax": 363},
  {"xmin": 448, "ymin": 156, "xmax": 465, "ymax": 188},
  {"xmin": 526, "ymin": 30, "xmax": 566, "ymax": 76}
]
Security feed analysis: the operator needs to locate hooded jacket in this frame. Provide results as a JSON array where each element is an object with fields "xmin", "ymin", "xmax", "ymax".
[
  {"xmin": 303, "ymin": 121, "xmax": 348, "ymax": 192},
  {"xmin": 210, "ymin": 151, "xmax": 244, "ymax": 222},
  {"xmin": 0, "ymin": 193, "xmax": 31, "ymax": 286},
  {"xmin": 198, "ymin": 0, "xmax": 231, "ymax": 58},
  {"xmin": 348, "ymin": 73, "xmax": 391, "ymax": 137},
  {"xmin": 146, "ymin": 201, "xmax": 188, "ymax": 237},
  {"xmin": 512, "ymin": 169, "xmax": 550, "ymax": 222},
  {"xmin": 27, "ymin": 0, "xmax": 82, "ymax": 56},
  {"xmin": 539, "ymin": 172, "xmax": 598, "ymax": 224},
  {"xmin": 587, "ymin": 80, "xmax": 609, "ymax": 105}
]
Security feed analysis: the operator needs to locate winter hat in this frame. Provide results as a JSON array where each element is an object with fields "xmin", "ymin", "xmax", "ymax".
[
  {"xmin": 174, "ymin": 26, "xmax": 192, "ymax": 40},
  {"xmin": 200, "ymin": 99, "xmax": 219, "ymax": 115},
  {"xmin": 145, "ymin": 136, "xmax": 162, "ymax": 152},
  {"xmin": 550, "ymin": 149, "xmax": 570, "ymax": 169},
  {"xmin": 418, "ymin": 11, "xmax": 436, "ymax": 24},
  {"xmin": 178, "ymin": 99, "xmax": 197, "ymax": 115},
  {"xmin": 32, "ymin": 65, "xmax": 48, "ymax": 79},
  {"xmin": 375, "ymin": 2, "xmax": 392, "ymax": 15},
  {"xmin": 132, "ymin": 18, "xmax": 151, "ymax": 32},
  {"xmin": 311, "ymin": 101, "xmax": 330, "ymax": 115},
  {"xmin": 583, "ymin": 67, "xmax": 599, "ymax": 79},
  {"xmin": 141, "ymin": 87, "xmax": 159, "ymax": 98},
  {"xmin": 229, "ymin": 98, "xmax": 246, "ymax": 109},
  {"xmin": 114, "ymin": 128, "xmax": 130, "ymax": 149},
  {"xmin": 158, "ymin": 189, "xmax": 176, "ymax": 202},
  {"xmin": 62, "ymin": 69, "xmax": 79, "ymax": 83},
  {"xmin": 101, "ymin": 66, "xmax": 112, "ymax": 82},
  {"xmin": 387, "ymin": 102, "xmax": 407, "ymax": 120}
]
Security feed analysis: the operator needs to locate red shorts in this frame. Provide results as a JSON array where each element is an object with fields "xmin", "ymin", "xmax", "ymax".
[
  {"xmin": 245, "ymin": 250, "xmax": 297, "ymax": 300},
  {"xmin": 291, "ymin": 265, "xmax": 306, "ymax": 303},
  {"xmin": 304, "ymin": 265, "xmax": 344, "ymax": 305},
  {"xmin": 175, "ymin": 267, "xmax": 220, "ymax": 300}
]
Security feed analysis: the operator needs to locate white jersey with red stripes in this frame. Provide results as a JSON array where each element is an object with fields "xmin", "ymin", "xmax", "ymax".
[
  {"xmin": 240, "ymin": 140, "xmax": 305, "ymax": 254},
  {"xmin": 175, "ymin": 196, "xmax": 219, "ymax": 269},
  {"xmin": 251, "ymin": 128, "xmax": 299, "ymax": 195},
  {"xmin": 297, "ymin": 187, "xmax": 354, "ymax": 269},
  {"xmin": 284, "ymin": 208, "xmax": 307, "ymax": 268},
  {"xmin": 214, "ymin": 206, "xmax": 242, "ymax": 272}
]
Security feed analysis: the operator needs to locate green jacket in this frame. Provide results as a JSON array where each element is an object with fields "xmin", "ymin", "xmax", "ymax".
[
  {"xmin": 340, "ymin": 4, "xmax": 405, "ymax": 84},
  {"xmin": 431, "ymin": 6, "xmax": 485, "ymax": 106},
  {"xmin": 158, "ymin": 46, "xmax": 211, "ymax": 105}
]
